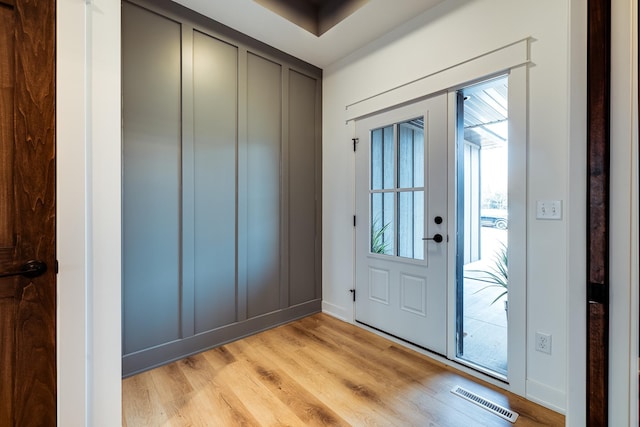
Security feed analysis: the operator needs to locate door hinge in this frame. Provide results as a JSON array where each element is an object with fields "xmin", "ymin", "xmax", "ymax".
[
  {"xmin": 352, "ymin": 138, "xmax": 359, "ymax": 152},
  {"xmin": 349, "ymin": 289, "xmax": 356, "ymax": 301},
  {"xmin": 55, "ymin": 260, "xmax": 59, "ymax": 274},
  {"xmin": 353, "ymin": 215, "xmax": 356, "ymax": 227}
]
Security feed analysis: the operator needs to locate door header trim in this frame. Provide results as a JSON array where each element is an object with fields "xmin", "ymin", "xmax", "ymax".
[{"xmin": 345, "ymin": 38, "xmax": 530, "ymax": 123}]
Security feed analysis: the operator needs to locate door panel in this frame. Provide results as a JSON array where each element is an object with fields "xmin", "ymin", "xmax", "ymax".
[
  {"xmin": 0, "ymin": 7, "xmax": 17, "ymax": 424},
  {"xmin": 586, "ymin": 0, "xmax": 610, "ymax": 423},
  {"xmin": 0, "ymin": 5, "xmax": 14, "ymax": 253},
  {"xmin": 355, "ymin": 94, "xmax": 447, "ymax": 354},
  {"xmin": 0, "ymin": 0, "xmax": 56, "ymax": 424}
]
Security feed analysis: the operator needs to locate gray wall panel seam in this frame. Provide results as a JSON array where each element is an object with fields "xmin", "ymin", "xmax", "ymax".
[
  {"xmin": 180, "ymin": 23, "xmax": 197, "ymax": 339},
  {"xmin": 237, "ymin": 46, "xmax": 248, "ymax": 322}
]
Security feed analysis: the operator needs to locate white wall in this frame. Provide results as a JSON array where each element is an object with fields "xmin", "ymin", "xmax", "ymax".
[{"xmin": 323, "ymin": 0, "xmax": 577, "ymax": 413}]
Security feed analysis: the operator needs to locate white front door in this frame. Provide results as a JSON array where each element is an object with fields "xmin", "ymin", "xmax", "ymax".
[{"xmin": 355, "ymin": 94, "xmax": 448, "ymax": 354}]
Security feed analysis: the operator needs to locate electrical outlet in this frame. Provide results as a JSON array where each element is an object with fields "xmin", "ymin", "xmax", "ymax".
[{"xmin": 535, "ymin": 332, "xmax": 552, "ymax": 354}]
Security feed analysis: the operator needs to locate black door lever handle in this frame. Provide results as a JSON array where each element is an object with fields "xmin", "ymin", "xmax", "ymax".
[
  {"xmin": 422, "ymin": 234, "xmax": 444, "ymax": 243},
  {"xmin": 0, "ymin": 260, "xmax": 47, "ymax": 279}
]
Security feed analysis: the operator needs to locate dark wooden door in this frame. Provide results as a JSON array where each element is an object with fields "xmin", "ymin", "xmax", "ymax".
[
  {"xmin": 587, "ymin": 0, "xmax": 610, "ymax": 425},
  {"xmin": 0, "ymin": 0, "xmax": 56, "ymax": 425}
]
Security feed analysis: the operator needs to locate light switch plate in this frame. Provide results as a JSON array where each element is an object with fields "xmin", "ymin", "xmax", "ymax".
[{"xmin": 536, "ymin": 200, "xmax": 562, "ymax": 220}]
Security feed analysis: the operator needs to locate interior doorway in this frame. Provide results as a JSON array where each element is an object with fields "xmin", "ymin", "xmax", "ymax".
[{"xmin": 455, "ymin": 76, "xmax": 509, "ymax": 377}]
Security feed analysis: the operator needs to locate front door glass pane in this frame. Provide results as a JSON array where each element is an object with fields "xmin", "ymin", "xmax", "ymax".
[
  {"xmin": 370, "ymin": 118, "xmax": 424, "ymax": 260},
  {"xmin": 371, "ymin": 126, "xmax": 394, "ymax": 190},
  {"xmin": 398, "ymin": 120, "xmax": 424, "ymax": 188},
  {"xmin": 371, "ymin": 192, "xmax": 395, "ymax": 255},
  {"xmin": 398, "ymin": 190, "xmax": 424, "ymax": 259}
]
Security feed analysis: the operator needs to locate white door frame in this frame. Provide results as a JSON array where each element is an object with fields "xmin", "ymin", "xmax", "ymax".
[
  {"xmin": 446, "ymin": 67, "xmax": 527, "ymax": 395},
  {"xmin": 347, "ymin": 42, "xmax": 529, "ymax": 396}
]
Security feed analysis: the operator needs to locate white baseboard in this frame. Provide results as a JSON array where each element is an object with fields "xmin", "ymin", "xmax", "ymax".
[
  {"xmin": 526, "ymin": 379, "xmax": 566, "ymax": 414},
  {"xmin": 321, "ymin": 301, "xmax": 352, "ymax": 322}
]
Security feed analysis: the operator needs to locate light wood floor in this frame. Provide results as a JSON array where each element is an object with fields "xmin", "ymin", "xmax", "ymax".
[{"xmin": 122, "ymin": 314, "xmax": 564, "ymax": 426}]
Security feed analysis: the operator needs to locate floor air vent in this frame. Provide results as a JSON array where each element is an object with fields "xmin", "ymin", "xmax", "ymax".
[{"xmin": 451, "ymin": 386, "xmax": 519, "ymax": 423}]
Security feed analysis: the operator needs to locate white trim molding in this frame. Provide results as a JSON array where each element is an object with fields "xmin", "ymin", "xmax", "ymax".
[
  {"xmin": 57, "ymin": 0, "xmax": 122, "ymax": 425},
  {"xmin": 345, "ymin": 39, "xmax": 531, "ymax": 122}
]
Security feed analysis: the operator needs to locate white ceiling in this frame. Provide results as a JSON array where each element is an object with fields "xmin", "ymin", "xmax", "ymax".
[{"xmin": 173, "ymin": 0, "xmax": 446, "ymax": 68}]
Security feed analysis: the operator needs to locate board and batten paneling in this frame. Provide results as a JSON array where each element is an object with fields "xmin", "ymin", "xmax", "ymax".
[
  {"xmin": 122, "ymin": 0, "xmax": 321, "ymax": 376},
  {"xmin": 246, "ymin": 53, "xmax": 282, "ymax": 318},
  {"xmin": 122, "ymin": 2, "xmax": 182, "ymax": 355},
  {"xmin": 289, "ymin": 70, "xmax": 321, "ymax": 306},
  {"xmin": 192, "ymin": 31, "xmax": 238, "ymax": 333}
]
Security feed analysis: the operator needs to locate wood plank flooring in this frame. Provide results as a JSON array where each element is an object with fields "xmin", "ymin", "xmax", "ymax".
[{"xmin": 122, "ymin": 313, "xmax": 564, "ymax": 426}]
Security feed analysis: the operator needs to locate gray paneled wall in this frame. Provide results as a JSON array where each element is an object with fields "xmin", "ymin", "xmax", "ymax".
[
  {"xmin": 122, "ymin": 0, "xmax": 322, "ymax": 376},
  {"xmin": 289, "ymin": 70, "xmax": 321, "ymax": 306},
  {"xmin": 122, "ymin": 3, "xmax": 182, "ymax": 355},
  {"xmin": 246, "ymin": 53, "xmax": 282, "ymax": 318},
  {"xmin": 192, "ymin": 31, "xmax": 238, "ymax": 333}
]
